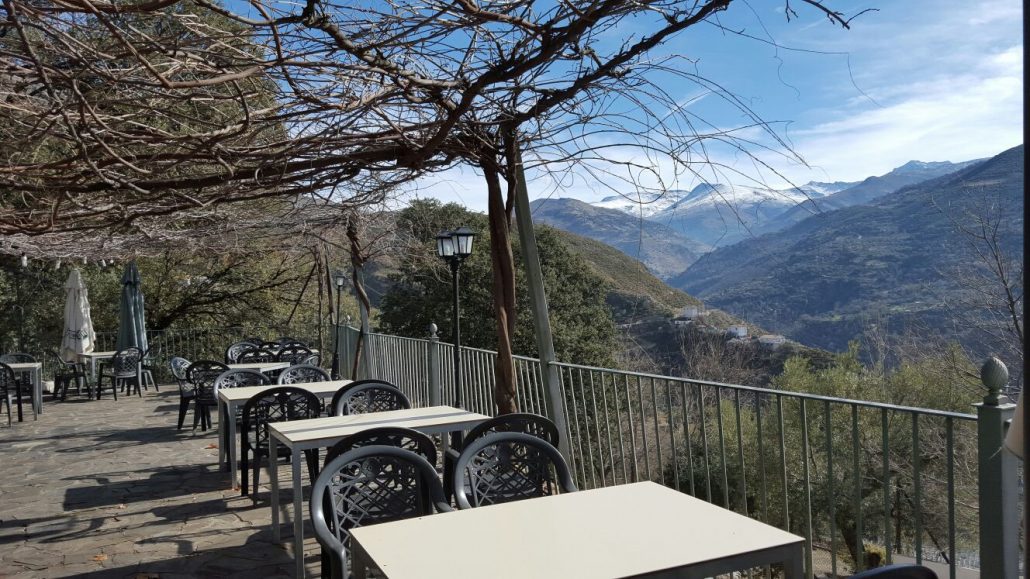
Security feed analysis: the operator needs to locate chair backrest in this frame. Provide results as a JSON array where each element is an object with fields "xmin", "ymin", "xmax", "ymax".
[
  {"xmin": 327, "ymin": 380, "xmax": 393, "ymax": 414},
  {"xmin": 277, "ymin": 364, "xmax": 330, "ymax": 385},
  {"xmin": 332, "ymin": 381, "xmax": 410, "ymax": 416},
  {"xmin": 0, "ymin": 362, "xmax": 16, "ymax": 395},
  {"xmin": 259, "ymin": 341, "xmax": 282, "ymax": 350},
  {"xmin": 276, "ymin": 336, "xmax": 305, "ymax": 346},
  {"xmin": 213, "ymin": 369, "xmax": 270, "ymax": 396},
  {"xmin": 301, "ymin": 353, "xmax": 322, "ymax": 367},
  {"xmin": 237, "ymin": 348, "xmax": 277, "ymax": 364},
  {"xmin": 169, "ymin": 356, "xmax": 191, "ymax": 385},
  {"xmin": 51, "ymin": 349, "xmax": 78, "ymax": 368},
  {"xmin": 324, "ymin": 426, "xmax": 437, "ymax": 466},
  {"xmin": 465, "ymin": 413, "xmax": 560, "ymax": 448},
  {"xmin": 851, "ymin": 565, "xmax": 938, "ymax": 579},
  {"xmin": 111, "ymin": 347, "xmax": 143, "ymax": 377},
  {"xmin": 240, "ymin": 386, "xmax": 321, "ymax": 451},
  {"xmin": 225, "ymin": 341, "xmax": 257, "ymax": 364},
  {"xmin": 185, "ymin": 360, "xmax": 230, "ymax": 397},
  {"xmin": 276, "ymin": 345, "xmax": 313, "ymax": 364},
  {"xmin": 310, "ymin": 446, "xmax": 451, "ymax": 565},
  {"xmin": 0, "ymin": 353, "xmax": 36, "ymax": 363},
  {"xmin": 453, "ymin": 432, "xmax": 577, "ymax": 509}
]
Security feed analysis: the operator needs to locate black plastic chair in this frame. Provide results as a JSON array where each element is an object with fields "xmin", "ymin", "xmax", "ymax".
[
  {"xmin": 452, "ymin": 431, "xmax": 577, "ymax": 509},
  {"xmin": 240, "ymin": 386, "xmax": 321, "ymax": 498},
  {"xmin": 169, "ymin": 356, "xmax": 193, "ymax": 430},
  {"xmin": 323, "ymin": 426, "xmax": 437, "ymax": 467},
  {"xmin": 276, "ymin": 336, "xmax": 306, "ymax": 347},
  {"xmin": 276, "ymin": 345, "xmax": 313, "ymax": 365},
  {"xmin": 51, "ymin": 349, "xmax": 88, "ymax": 401},
  {"xmin": 443, "ymin": 412, "xmax": 560, "ymax": 504},
  {"xmin": 277, "ymin": 364, "xmax": 330, "ymax": 385},
  {"xmin": 311, "ymin": 446, "xmax": 453, "ymax": 579},
  {"xmin": 851, "ymin": 565, "xmax": 938, "ymax": 579},
  {"xmin": 185, "ymin": 360, "xmax": 229, "ymax": 430},
  {"xmin": 319, "ymin": 423, "xmax": 439, "ymax": 564},
  {"xmin": 237, "ymin": 348, "xmax": 277, "ymax": 364},
  {"xmin": 327, "ymin": 380, "xmax": 392, "ymax": 416},
  {"xmin": 225, "ymin": 341, "xmax": 257, "ymax": 364},
  {"xmin": 139, "ymin": 342, "xmax": 161, "ymax": 392},
  {"xmin": 97, "ymin": 348, "xmax": 143, "ymax": 399},
  {"xmin": 332, "ymin": 381, "xmax": 410, "ymax": 416},
  {"xmin": 0, "ymin": 363, "xmax": 18, "ymax": 426},
  {"xmin": 0, "ymin": 354, "xmax": 37, "ymax": 418}
]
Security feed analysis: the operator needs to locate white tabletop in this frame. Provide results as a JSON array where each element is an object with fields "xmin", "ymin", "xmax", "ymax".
[
  {"xmin": 227, "ymin": 361, "xmax": 290, "ymax": 372},
  {"xmin": 270, "ymin": 406, "xmax": 491, "ymax": 448},
  {"xmin": 6, "ymin": 362, "xmax": 42, "ymax": 370},
  {"xmin": 217, "ymin": 379, "xmax": 350, "ymax": 403},
  {"xmin": 350, "ymin": 481, "xmax": 805, "ymax": 579},
  {"xmin": 78, "ymin": 351, "xmax": 116, "ymax": 358}
]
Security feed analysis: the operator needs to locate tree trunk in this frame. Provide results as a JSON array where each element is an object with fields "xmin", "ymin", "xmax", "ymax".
[{"xmin": 482, "ymin": 157, "xmax": 518, "ymax": 414}]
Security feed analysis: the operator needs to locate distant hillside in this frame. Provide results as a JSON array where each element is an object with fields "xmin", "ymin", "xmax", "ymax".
[
  {"xmin": 753, "ymin": 158, "xmax": 982, "ymax": 236},
  {"xmin": 530, "ymin": 197, "xmax": 709, "ymax": 280},
  {"xmin": 551, "ymin": 228, "xmax": 699, "ymax": 321},
  {"xmin": 674, "ymin": 145, "xmax": 1023, "ymax": 357}
]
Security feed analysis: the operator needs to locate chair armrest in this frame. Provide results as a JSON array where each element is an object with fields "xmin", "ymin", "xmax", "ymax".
[{"xmin": 434, "ymin": 500, "xmax": 454, "ymax": 513}]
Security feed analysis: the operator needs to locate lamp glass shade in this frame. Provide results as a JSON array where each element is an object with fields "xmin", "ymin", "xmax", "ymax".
[
  {"xmin": 1004, "ymin": 390, "xmax": 1024, "ymax": 460},
  {"xmin": 452, "ymin": 226, "xmax": 475, "ymax": 257},
  {"xmin": 334, "ymin": 270, "xmax": 347, "ymax": 288},
  {"xmin": 436, "ymin": 231, "xmax": 455, "ymax": 258}
]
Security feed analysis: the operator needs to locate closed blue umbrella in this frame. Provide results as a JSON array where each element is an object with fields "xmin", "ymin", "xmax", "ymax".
[{"xmin": 115, "ymin": 261, "xmax": 148, "ymax": 354}]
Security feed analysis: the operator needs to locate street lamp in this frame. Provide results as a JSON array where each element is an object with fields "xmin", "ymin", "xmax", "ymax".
[
  {"xmin": 331, "ymin": 270, "xmax": 347, "ymax": 379},
  {"xmin": 435, "ymin": 227, "xmax": 476, "ymax": 418}
]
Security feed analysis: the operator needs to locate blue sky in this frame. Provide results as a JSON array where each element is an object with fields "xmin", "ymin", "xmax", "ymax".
[{"xmin": 408, "ymin": 0, "xmax": 1023, "ymax": 211}]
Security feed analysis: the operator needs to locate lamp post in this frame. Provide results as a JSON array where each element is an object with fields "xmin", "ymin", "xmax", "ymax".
[
  {"xmin": 436, "ymin": 226, "xmax": 476, "ymax": 426},
  {"xmin": 331, "ymin": 270, "xmax": 347, "ymax": 379}
]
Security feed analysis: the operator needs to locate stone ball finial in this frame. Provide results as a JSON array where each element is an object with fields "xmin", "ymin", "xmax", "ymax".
[
  {"xmin": 980, "ymin": 356, "xmax": 1008, "ymax": 405},
  {"xmin": 428, "ymin": 323, "xmax": 438, "ymax": 338}
]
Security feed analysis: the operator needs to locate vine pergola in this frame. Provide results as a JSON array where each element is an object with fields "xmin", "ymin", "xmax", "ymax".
[{"xmin": 1, "ymin": 0, "xmax": 862, "ymax": 412}]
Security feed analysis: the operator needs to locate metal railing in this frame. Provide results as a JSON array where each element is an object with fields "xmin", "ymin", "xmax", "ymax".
[
  {"xmin": 343, "ymin": 324, "xmax": 1021, "ymax": 579},
  {"xmin": 13, "ymin": 325, "xmax": 326, "ymax": 385}
]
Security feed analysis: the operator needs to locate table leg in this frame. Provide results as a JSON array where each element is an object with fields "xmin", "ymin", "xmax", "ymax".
[
  {"xmin": 351, "ymin": 540, "xmax": 370, "ymax": 579},
  {"xmin": 271, "ymin": 439, "xmax": 281, "ymax": 542},
  {"xmin": 292, "ymin": 449, "xmax": 305, "ymax": 578},
  {"xmin": 783, "ymin": 544, "xmax": 805, "ymax": 579},
  {"xmin": 228, "ymin": 404, "xmax": 240, "ymax": 487},
  {"xmin": 217, "ymin": 399, "xmax": 227, "ymax": 471},
  {"xmin": 34, "ymin": 367, "xmax": 42, "ymax": 414}
]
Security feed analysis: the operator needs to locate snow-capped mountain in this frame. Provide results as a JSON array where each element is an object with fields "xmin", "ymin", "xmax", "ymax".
[
  {"xmin": 593, "ymin": 191, "xmax": 683, "ymax": 218},
  {"xmin": 590, "ymin": 180, "xmax": 854, "ymax": 246}
]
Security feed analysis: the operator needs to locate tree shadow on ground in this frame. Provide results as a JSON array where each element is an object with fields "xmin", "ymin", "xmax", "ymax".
[
  {"xmin": 64, "ymin": 531, "xmax": 310, "ymax": 579},
  {"xmin": 62, "ymin": 464, "xmax": 226, "ymax": 510}
]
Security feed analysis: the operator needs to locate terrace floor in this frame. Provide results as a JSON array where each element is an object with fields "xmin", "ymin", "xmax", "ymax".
[{"xmin": 0, "ymin": 385, "xmax": 321, "ymax": 578}]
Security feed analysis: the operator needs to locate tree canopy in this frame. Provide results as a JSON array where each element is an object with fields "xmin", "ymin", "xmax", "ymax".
[{"xmin": 378, "ymin": 199, "xmax": 617, "ymax": 368}]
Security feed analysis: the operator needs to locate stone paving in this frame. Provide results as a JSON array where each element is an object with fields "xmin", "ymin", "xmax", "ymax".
[{"xmin": 1, "ymin": 385, "xmax": 323, "ymax": 578}]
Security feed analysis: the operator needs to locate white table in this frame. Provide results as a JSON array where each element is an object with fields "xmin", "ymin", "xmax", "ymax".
[
  {"xmin": 7, "ymin": 362, "xmax": 42, "ymax": 420},
  {"xmin": 227, "ymin": 361, "xmax": 290, "ymax": 373},
  {"xmin": 351, "ymin": 481, "xmax": 806, "ymax": 579},
  {"xmin": 269, "ymin": 406, "xmax": 491, "ymax": 578},
  {"xmin": 78, "ymin": 350, "xmax": 116, "ymax": 383},
  {"xmin": 216, "ymin": 379, "xmax": 352, "ymax": 488}
]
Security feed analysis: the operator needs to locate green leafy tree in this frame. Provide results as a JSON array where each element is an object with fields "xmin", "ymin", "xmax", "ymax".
[
  {"xmin": 379, "ymin": 199, "xmax": 617, "ymax": 368},
  {"xmin": 667, "ymin": 342, "xmax": 980, "ymax": 572}
]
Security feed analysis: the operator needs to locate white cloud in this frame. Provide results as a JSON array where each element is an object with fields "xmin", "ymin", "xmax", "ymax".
[{"xmin": 785, "ymin": 43, "xmax": 1023, "ymax": 182}]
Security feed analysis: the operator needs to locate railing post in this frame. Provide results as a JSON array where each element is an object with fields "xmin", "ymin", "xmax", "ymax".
[
  {"xmin": 340, "ymin": 316, "xmax": 353, "ymax": 380},
  {"xmin": 976, "ymin": 356, "xmax": 1019, "ymax": 579},
  {"xmin": 427, "ymin": 323, "xmax": 441, "ymax": 407}
]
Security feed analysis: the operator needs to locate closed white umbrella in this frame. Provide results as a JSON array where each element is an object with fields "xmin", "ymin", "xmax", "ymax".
[{"xmin": 60, "ymin": 268, "xmax": 96, "ymax": 362}]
